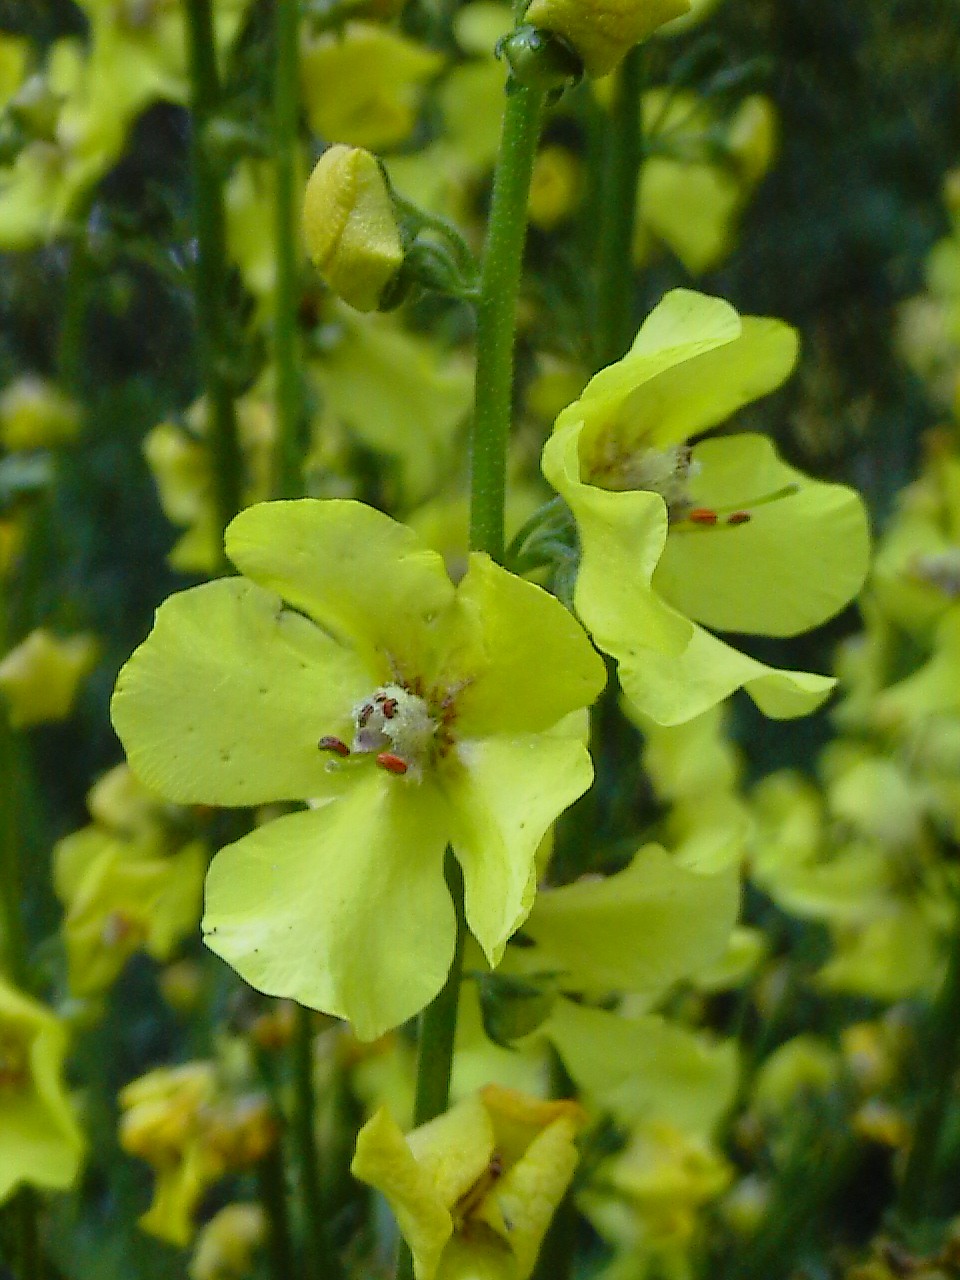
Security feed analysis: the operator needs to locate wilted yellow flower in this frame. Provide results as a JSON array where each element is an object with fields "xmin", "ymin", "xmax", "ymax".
[{"xmin": 352, "ymin": 1084, "xmax": 585, "ymax": 1279}]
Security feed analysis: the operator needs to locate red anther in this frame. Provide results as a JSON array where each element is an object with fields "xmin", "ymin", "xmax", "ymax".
[
  {"xmin": 381, "ymin": 698, "xmax": 399, "ymax": 719},
  {"xmin": 357, "ymin": 704, "xmax": 373, "ymax": 727},
  {"xmin": 726, "ymin": 511, "xmax": 751, "ymax": 525},
  {"xmin": 489, "ymin": 1153, "xmax": 504, "ymax": 1181},
  {"xmin": 376, "ymin": 752, "xmax": 409, "ymax": 775},
  {"xmin": 318, "ymin": 736, "xmax": 350, "ymax": 756},
  {"xmin": 689, "ymin": 508, "xmax": 718, "ymax": 525}
]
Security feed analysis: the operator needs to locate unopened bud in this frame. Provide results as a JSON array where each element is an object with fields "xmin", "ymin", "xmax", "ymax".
[
  {"xmin": 302, "ymin": 145, "xmax": 405, "ymax": 312},
  {"xmin": 521, "ymin": 0, "xmax": 689, "ymax": 77}
]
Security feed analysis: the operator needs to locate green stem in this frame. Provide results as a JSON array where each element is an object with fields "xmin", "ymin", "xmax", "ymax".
[
  {"xmin": 181, "ymin": 0, "xmax": 243, "ymax": 554},
  {"xmin": 292, "ymin": 1004, "xmax": 339, "ymax": 1280},
  {"xmin": 0, "ymin": 705, "xmax": 28, "ymax": 989},
  {"xmin": 256, "ymin": 1146, "xmax": 298, "ymax": 1280},
  {"xmin": 271, "ymin": 0, "xmax": 305, "ymax": 499},
  {"xmin": 395, "ymin": 854, "xmax": 466, "ymax": 1280},
  {"xmin": 396, "ymin": 77, "xmax": 540, "ymax": 1280},
  {"xmin": 594, "ymin": 43, "xmax": 644, "ymax": 369},
  {"xmin": 896, "ymin": 894, "xmax": 960, "ymax": 1224},
  {"xmin": 470, "ymin": 84, "xmax": 545, "ymax": 561}
]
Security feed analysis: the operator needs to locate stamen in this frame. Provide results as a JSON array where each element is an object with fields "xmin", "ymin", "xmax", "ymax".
[
  {"xmin": 318, "ymin": 736, "xmax": 350, "ymax": 756},
  {"xmin": 676, "ymin": 484, "xmax": 800, "ymax": 529},
  {"xmin": 376, "ymin": 752, "xmax": 409, "ymax": 775}
]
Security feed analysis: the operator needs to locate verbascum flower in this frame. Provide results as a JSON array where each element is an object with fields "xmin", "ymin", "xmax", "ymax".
[
  {"xmin": 635, "ymin": 92, "xmax": 777, "ymax": 275},
  {"xmin": 301, "ymin": 22, "xmax": 443, "ymax": 151},
  {"xmin": 0, "ymin": 628, "xmax": 99, "ymax": 727},
  {"xmin": 189, "ymin": 1203, "xmax": 266, "ymax": 1280},
  {"xmin": 541, "ymin": 289, "xmax": 870, "ymax": 725},
  {"xmin": 303, "ymin": 146, "xmax": 405, "ymax": 313},
  {"xmin": 111, "ymin": 499, "xmax": 605, "ymax": 1040},
  {"xmin": 352, "ymin": 1084, "xmax": 585, "ymax": 1280},
  {"xmin": 119, "ymin": 1063, "xmax": 276, "ymax": 1246},
  {"xmin": 0, "ymin": 977, "xmax": 84, "ymax": 1203},
  {"xmin": 54, "ymin": 825, "xmax": 205, "ymax": 997},
  {"xmin": 521, "ymin": 0, "xmax": 689, "ymax": 77}
]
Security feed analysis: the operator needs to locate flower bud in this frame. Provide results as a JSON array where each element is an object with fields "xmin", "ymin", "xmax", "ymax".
[
  {"xmin": 521, "ymin": 0, "xmax": 689, "ymax": 77},
  {"xmin": 0, "ymin": 375, "xmax": 80, "ymax": 450},
  {"xmin": 302, "ymin": 145, "xmax": 405, "ymax": 312}
]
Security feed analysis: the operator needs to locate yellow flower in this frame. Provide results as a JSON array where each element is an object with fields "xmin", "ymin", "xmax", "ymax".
[
  {"xmin": 0, "ymin": 628, "xmax": 99, "ymax": 727},
  {"xmin": 352, "ymin": 1084, "xmax": 585, "ymax": 1280},
  {"xmin": 119, "ymin": 1063, "xmax": 276, "ymax": 1245},
  {"xmin": 0, "ymin": 976, "xmax": 84, "ymax": 1203}
]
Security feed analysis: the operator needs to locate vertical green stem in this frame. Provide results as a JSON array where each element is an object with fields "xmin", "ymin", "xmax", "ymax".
[
  {"xmin": 271, "ymin": 0, "xmax": 305, "ymax": 499},
  {"xmin": 897, "ymin": 895, "xmax": 960, "ymax": 1224},
  {"xmin": 0, "ymin": 707, "xmax": 28, "ymax": 989},
  {"xmin": 256, "ymin": 1146, "xmax": 297, "ymax": 1280},
  {"xmin": 594, "ymin": 44, "xmax": 643, "ymax": 369},
  {"xmin": 396, "ymin": 74, "xmax": 543, "ymax": 1280},
  {"xmin": 470, "ymin": 84, "xmax": 545, "ymax": 561},
  {"xmin": 395, "ymin": 854, "xmax": 466, "ymax": 1280},
  {"xmin": 292, "ymin": 1005, "xmax": 339, "ymax": 1280},
  {"xmin": 181, "ymin": 0, "xmax": 243, "ymax": 552}
]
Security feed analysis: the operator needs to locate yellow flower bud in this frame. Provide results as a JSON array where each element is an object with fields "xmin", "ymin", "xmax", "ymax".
[
  {"xmin": 521, "ymin": 0, "xmax": 689, "ymax": 77},
  {"xmin": 727, "ymin": 94, "xmax": 778, "ymax": 189},
  {"xmin": 189, "ymin": 1203, "xmax": 266, "ymax": 1280},
  {"xmin": 302, "ymin": 145, "xmax": 405, "ymax": 313}
]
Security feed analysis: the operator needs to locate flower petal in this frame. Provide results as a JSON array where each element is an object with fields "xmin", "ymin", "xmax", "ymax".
[
  {"xmin": 616, "ymin": 621, "xmax": 836, "ymax": 725},
  {"xmin": 446, "ymin": 732, "xmax": 594, "ymax": 967},
  {"xmin": 352, "ymin": 1106, "xmax": 458, "ymax": 1280},
  {"xmin": 111, "ymin": 577, "xmax": 370, "ymax": 805},
  {"xmin": 542, "ymin": 421, "xmax": 690, "ymax": 660},
  {"xmin": 515, "ymin": 843, "xmax": 740, "ymax": 997},
  {"xmin": 225, "ymin": 499, "xmax": 463, "ymax": 678},
  {"xmin": 202, "ymin": 772, "xmax": 455, "ymax": 1041},
  {"xmin": 555, "ymin": 290, "xmax": 796, "ymax": 456},
  {"xmin": 544, "ymin": 1000, "xmax": 738, "ymax": 1132},
  {"xmin": 655, "ymin": 435, "xmax": 870, "ymax": 636},
  {"xmin": 454, "ymin": 553, "xmax": 606, "ymax": 736}
]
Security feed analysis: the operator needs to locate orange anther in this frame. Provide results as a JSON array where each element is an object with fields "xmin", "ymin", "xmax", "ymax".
[
  {"xmin": 688, "ymin": 508, "xmax": 718, "ymax": 525},
  {"xmin": 318, "ymin": 736, "xmax": 350, "ymax": 756},
  {"xmin": 376, "ymin": 752, "xmax": 409, "ymax": 775},
  {"xmin": 726, "ymin": 511, "xmax": 751, "ymax": 525}
]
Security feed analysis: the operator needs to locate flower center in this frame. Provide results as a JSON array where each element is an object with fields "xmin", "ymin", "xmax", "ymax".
[
  {"xmin": 318, "ymin": 683, "xmax": 451, "ymax": 780},
  {"xmin": 589, "ymin": 443, "xmax": 700, "ymax": 519},
  {"xmin": 910, "ymin": 547, "xmax": 960, "ymax": 598},
  {"xmin": 0, "ymin": 1031, "xmax": 29, "ymax": 1093}
]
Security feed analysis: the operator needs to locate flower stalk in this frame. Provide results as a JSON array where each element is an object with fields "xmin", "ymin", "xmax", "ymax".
[
  {"xmin": 470, "ymin": 83, "xmax": 546, "ymax": 561},
  {"xmin": 292, "ymin": 1005, "xmax": 340, "ymax": 1280},
  {"xmin": 271, "ymin": 0, "xmax": 306, "ymax": 500},
  {"xmin": 594, "ymin": 43, "xmax": 644, "ymax": 368},
  {"xmin": 181, "ymin": 0, "xmax": 243, "ymax": 555}
]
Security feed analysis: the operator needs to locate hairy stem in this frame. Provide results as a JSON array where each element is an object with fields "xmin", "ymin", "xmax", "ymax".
[
  {"xmin": 594, "ymin": 44, "xmax": 644, "ymax": 369},
  {"xmin": 181, "ymin": 0, "xmax": 243, "ymax": 555},
  {"xmin": 470, "ymin": 84, "xmax": 545, "ymax": 561},
  {"xmin": 271, "ymin": 0, "xmax": 305, "ymax": 499},
  {"xmin": 292, "ymin": 1005, "xmax": 340, "ymax": 1280},
  {"xmin": 896, "ymin": 893, "xmax": 960, "ymax": 1223}
]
